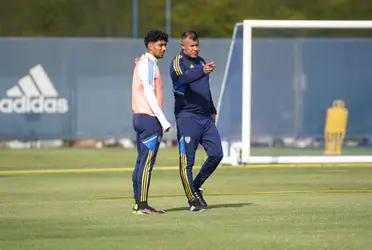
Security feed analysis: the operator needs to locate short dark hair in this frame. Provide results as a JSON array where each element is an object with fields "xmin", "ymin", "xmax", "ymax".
[
  {"xmin": 144, "ymin": 30, "xmax": 168, "ymax": 48},
  {"xmin": 181, "ymin": 30, "xmax": 199, "ymax": 41}
]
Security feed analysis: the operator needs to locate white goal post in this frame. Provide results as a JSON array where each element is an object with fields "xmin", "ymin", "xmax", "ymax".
[{"xmin": 217, "ymin": 20, "xmax": 372, "ymax": 166}]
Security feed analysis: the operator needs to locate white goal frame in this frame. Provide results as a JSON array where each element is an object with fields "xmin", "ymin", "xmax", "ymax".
[{"xmin": 217, "ymin": 20, "xmax": 372, "ymax": 166}]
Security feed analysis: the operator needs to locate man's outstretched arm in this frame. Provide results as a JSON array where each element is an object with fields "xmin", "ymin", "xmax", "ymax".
[{"xmin": 170, "ymin": 56, "xmax": 205, "ymax": 84}]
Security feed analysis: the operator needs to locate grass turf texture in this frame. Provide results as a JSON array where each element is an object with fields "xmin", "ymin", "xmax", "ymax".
[{"xmin": 1, "ymin": 148, "xmax": 372, "ymax": 250}]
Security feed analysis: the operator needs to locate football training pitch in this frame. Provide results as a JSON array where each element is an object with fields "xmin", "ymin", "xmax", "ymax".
[{"xmin": 1, "ymin": 148, "xmax": 372, "ymax": 250}]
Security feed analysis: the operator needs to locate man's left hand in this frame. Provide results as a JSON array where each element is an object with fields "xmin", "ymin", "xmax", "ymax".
[{"xmin": 211, "ymin": 113, "xmax": 216, "ymax": 123}]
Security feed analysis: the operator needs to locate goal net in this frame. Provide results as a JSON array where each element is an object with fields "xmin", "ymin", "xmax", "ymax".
[{"xmin": 216, "ymin": 20, "xmax": 372, "ymax": 166}]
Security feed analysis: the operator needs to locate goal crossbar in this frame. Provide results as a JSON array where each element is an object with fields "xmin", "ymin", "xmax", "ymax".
[{"xmin": 244, "ymin": 20, "xmax": 372, "ymax": 29}]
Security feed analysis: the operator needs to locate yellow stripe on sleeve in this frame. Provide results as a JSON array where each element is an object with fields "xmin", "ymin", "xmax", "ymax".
[{"xmin": 173, "ymin": 55, "xmax": 183, "ymax": 76}]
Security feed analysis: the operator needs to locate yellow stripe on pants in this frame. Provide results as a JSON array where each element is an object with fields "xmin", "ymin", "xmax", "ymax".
[
  {"xmin": 180, "ymin": 153, "xmax": 193, "ymax": 200},
  {"xmin": 140, "ymin": 150, "xmax": 153, "ymax": 202}
]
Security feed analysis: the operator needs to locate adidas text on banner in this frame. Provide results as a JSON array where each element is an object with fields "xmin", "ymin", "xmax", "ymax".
[{"xmin": 0, "ymin": 64, "xmax": 69, "ymax": 114}]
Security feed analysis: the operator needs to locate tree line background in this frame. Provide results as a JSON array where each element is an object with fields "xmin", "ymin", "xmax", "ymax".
[{"xmin": 0, "ymin": 0, "xmax": 372, "ymax": 38}]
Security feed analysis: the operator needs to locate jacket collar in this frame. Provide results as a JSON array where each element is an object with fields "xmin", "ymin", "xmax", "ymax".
[
  {"xmin": 180, "ymin": 50, "xmax": 196, "ymax": 61},
  {"xmin": 145, "ymin": 52, "xmax": 157, "ymax": 62}
]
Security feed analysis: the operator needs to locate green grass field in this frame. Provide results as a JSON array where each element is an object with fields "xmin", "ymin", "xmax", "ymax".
[{"xmin": 1, "ymin": 148, "xmax": 372, "ymax": 250}]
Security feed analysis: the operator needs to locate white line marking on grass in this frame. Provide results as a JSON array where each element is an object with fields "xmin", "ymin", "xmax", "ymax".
[{"xmin": 95, "ymin": 189, "xmax": 372, "ymax": 200}]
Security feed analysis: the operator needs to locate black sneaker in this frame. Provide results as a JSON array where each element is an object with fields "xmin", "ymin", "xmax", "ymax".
[
  {"xmin": 188, "ymin": 196, "xmax": 206, "ymax": 212},
  {"xmin": 133, "ymin": 202, "xmax": 165, "ymax": 215},
  {"xmin": 195, "ymin": 188, "xmax": 208, "ymax": 208}
]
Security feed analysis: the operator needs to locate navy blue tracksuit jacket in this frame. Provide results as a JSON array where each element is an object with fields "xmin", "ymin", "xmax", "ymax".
[{"xmin": 171, "ymin": 51, "xmax": 217, "ymax": 118}]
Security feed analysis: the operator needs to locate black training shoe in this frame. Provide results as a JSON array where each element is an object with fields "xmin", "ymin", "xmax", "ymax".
[
  {"xmin": 188, "ymin": 196, "xmax": 206, "ymax": 212},
  {"xmin": 195, "ymin": 188, "xmax": 208, "ymax": 208},
  {"xmin": 133, "ymin": 202, "xmax": 165, "ymax": 215}
]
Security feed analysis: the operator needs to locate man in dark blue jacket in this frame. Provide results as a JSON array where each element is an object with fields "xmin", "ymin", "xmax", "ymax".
[{"xmin": 169, "ymin": 30, "xmax": 223, "ymax": 212}]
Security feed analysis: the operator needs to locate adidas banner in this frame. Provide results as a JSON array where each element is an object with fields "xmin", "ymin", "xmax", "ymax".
[{"xmin": 0, "ymin": 65, "xmax": 69, "ymax": 114}]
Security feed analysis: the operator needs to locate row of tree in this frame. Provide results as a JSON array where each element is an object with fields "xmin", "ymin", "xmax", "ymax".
[{"xmin": 1, "ymin": 0, "xmax": 372, "ymax": 37}]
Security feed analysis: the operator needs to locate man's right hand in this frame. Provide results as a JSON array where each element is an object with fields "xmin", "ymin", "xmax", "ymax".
[
  {"xmin": 203, "ymin": 62, "xmax": 215, "ymax": 74},
  {"xmin": 163, "ymin": 127, "xmax": 170, "ymax": 133},
  {"xmin": 163, "ymin": 124, "xmax": 171, "ymax": 133}
]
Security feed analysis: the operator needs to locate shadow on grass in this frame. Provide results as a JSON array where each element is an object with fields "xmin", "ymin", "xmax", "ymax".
[{"xmin": 165, "ymin": 202, "xmax": 253, "ymax": 212}]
